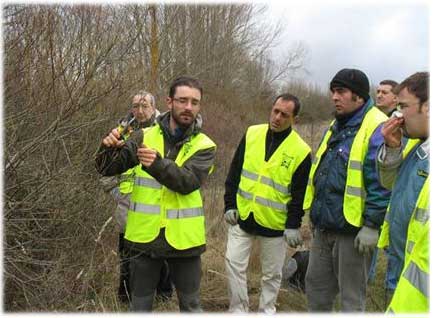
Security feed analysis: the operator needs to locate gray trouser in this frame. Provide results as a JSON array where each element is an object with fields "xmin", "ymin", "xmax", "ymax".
[
  {"xmin": 225, "ymin": 225, "xmax": 286, "ymax": 314},
  {"xmin": 305, "ymin": 229, "xmax": 372, "ymax": 312},
  {"xmin": 130, "ymin": 252, "xmax": 202, "ymax": 312}
]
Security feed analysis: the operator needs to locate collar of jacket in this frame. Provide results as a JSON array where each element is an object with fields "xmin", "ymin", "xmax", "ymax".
[
  {"xmin": 267, "ymin": 125, "xmax": 292, "ymax": 141},
  {"xmin": 417, "ymin": 138, "xmax": 429, "ymax": 159},
  {"xmin": 156, "ymin": 111, "xmax": 202, "ymax": 145},
  {"xmin": 132, "ymin": 113, "xmax": 157, "ymax": 130},
  {"xmin": 387, "ymin": 108, "xmax": 398, "ymax": 117},
  {"xmin": 333, "ymin": 97, "xmax": 374, "ymax": 132},
  {"xmin": 118, "ymin": 112, "xmax": 157, "ymax": 131}
]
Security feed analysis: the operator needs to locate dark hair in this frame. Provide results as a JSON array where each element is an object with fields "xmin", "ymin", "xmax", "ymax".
[
  {"xmin": 379, "ymin": 80, "xmax": 398, "ymax": 95},
  {"xmin": 169, "ymin": 76, "xmax": 203, "ymax": 99},
  {"xmin": 273, "ymin": 93, "xmax": 301, "ymax": 116},
  {"xmin": 395, "ymin": 72, "xmax": 429, "ymax": 106},
  {"xmin": 379, "ymin": 80, "xmax": 399, "ymax": 90}
]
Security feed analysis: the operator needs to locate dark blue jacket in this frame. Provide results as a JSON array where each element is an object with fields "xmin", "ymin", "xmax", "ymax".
[{"xmin": 310, "ymin": 99, "xmax": 391, "ymax": 233}]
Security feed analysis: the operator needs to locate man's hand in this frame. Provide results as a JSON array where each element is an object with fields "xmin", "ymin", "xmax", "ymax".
[
  {"xmin": 284, "ymin": 229, "xmax": 303, "ymax": 248},
  {"xmin": 354, "ymin": 226, "xmax": 379, "ymax": 255},
  {"xmin": 381, "ymin": 115, "xmax": 404, "ymax": 148},
  {"xmin": 137, "ymin": 145, "xmax": 158, "ymax": 167},
  {"xmin": 102, "ymin": 128, "xmax": 125, "ymax": 148},
  {"xmin": 224, "ymin": 209, "xmax": 239, "ymax": 225}
]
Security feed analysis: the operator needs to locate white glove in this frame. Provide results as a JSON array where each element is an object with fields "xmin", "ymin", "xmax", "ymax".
[
  {"xmin": 354, "ymin": 226, "xmax": 379, "ymax": 255},
  {"xmin": 284, "ymin": 229, "xmax": 303, "ymax": 248},
  {"xmin": 224, "ymin": 209, "xmax": 239, "ymax": 225}
]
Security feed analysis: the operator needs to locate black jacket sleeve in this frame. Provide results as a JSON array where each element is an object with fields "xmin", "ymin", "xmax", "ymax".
[
  {"xmin": 224, "ymin": 134, "xmax": 246, "ymax": 212},
  {"xmin": 285, "ymin": 154, "xmax": 312, "ymax": 229},
  {"xmin": 95, "ymin": 130, "xmax": 143, "ymax": 176}
]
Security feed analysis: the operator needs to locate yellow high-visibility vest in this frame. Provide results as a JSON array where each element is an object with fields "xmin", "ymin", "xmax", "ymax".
[
  {"xmin": 303, "ymin": 106, "xmax": 387, "ymax": 227},
  {"xmin": 125, "ymin": 125, "xmax": 216, "ymax": 250},
  {"xmin": 377, "ymin": 139, "xmax": 422, "ymax": 248},
  {"xmin": 387, "ymin": 177, "xmax": 429, "ymax": 313},
  {"xmin": 237, "ymin": 124, "xmax": 311, "ymax": 230}
]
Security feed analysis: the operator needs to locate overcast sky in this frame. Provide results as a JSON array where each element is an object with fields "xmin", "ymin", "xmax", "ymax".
[
  {"xmin": 265, "ymin": 0, "xmax": 430, "ymax": 90},
  {"xmin": 4, "ymin": 0, "xmax": 429, "ymax": 92}
]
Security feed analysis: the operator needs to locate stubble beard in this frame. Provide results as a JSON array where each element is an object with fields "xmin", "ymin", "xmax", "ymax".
[{"xmin": 172, "ymin": 110, "xmax": 195, "ymax": 129}]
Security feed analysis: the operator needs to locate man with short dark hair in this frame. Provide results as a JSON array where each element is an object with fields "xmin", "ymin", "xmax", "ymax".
[
  {"xmin": 377, "ymin": 72, "xmax": 429, "ymax": 313},
  {"xmin": 224, "ymin": 93, "xmax": 311, "ymax": 313},
  {"xmin": 303, "ymin": 68, "xmax": 391, "ymax": 312},
  {"xmin": 376, "ymin": 80, "xmax": 399, "ymax": 116},
  {"xmin": 96, "ymin": 76, "xmax": 216, "ymax": 312}
]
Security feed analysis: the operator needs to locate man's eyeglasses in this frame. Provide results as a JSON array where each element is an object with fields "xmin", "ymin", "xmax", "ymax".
[{"xmin": 172, "ymin": 97, "xmax": 200, "ymax": 107}]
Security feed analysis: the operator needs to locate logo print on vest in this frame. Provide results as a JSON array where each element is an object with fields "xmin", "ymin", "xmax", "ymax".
[
  {"xmin": 281, "ymin": 153, "xmax": 294, "ymax": 169},
  {"xmin": 417, "ymin": 169, "xmax": 428, "ymax": 178}
]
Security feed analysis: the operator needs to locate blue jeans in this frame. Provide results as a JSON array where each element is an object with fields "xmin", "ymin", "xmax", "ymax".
[
  {"xmin": 384, "ymin": 249, "xmax": 399, "ymax": 290},
  {"xmin": 367, "ymin": 248, "xmax": 378, "ymax": 283},
  {"xmin": 368, "ymin": 248, "xmax": 398, "ymax": 290}
]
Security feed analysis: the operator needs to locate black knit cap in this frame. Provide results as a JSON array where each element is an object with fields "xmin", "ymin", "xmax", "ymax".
[{"xmin": 330, "ymin": 68, "xmax": 370, "ymax": 101}]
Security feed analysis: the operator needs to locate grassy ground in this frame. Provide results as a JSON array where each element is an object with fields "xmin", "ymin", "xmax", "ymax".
[{"xmin": 98, "ymin": 189, "xmax": 389, "ymax": 313}]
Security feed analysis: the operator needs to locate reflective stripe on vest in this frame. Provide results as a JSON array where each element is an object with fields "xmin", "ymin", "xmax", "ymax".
[
  {"xmin": 407, "ymin": 240, "xmax": 415, "ymax": 254},
  {"xmin": 134, "ymin": 176, "xmax": 162, "ymax": 189},
  {"xmin": 346, "ymin": 186, "xmax": 366, "ymax": 199},
  {"xmin": 242, "ymin": 169, "xmax": 259, "ymax": 181},
  {"xmin": 255, "ymin": 196, "xmax": 287, "ymax": 212},
  {"xmin": 242, "ymin": 169, "xmax": 289, "ymax": 194},
  {"xmin": 261, "ymin": 176, "xmax": 290, "ymax": 195},
  {"xmin": 403, "ymin": 261, "xmax": 429, "ymax": 297},
  {"xmin": 166, "ymin": 208, "xmax": 204, "ymax": 219},
  {"xmin": 303, "ymin": 106, "xmax": 387, "ymax": 227},
  {"xmin": 349, "ymin": 160, "xmax": 362, "ymax": 170},
  {"xmin": 237, "ymin": 124, "xmax": 311, "ymax": 230},
  {"xmin": 125, "ymin": 124, "xmax": 216, "ymax": 250},
  {"xmin": 414, "ymin": 207, "xmax": 429, "ymax": 223},
  {"xmin": 130, "ymin": 202, "xmax": 161, "ymax": 214},
  {"xmin": 238, "ymin": 188, "xmax": 253, "ymax": 200}
]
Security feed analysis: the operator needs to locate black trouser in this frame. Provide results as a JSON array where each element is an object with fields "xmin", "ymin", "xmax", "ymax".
[
  {"xmin": 156, "ymin": 260, "xmax": 173, "ymax": 299},
  {"xmin": 118, "ymin": 233, "xmax": 173, "ymax": 302},
  {"xmin": 129, "ymin": 251, "xmax": 202, "ymax": 312}
]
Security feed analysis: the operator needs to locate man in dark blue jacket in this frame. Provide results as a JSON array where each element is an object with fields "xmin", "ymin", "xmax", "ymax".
[{"xmin": 303, "ymin": 69, "xmax": 391, "ymax": 312}]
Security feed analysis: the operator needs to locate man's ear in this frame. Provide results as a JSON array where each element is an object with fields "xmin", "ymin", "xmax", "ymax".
[
  {"xmin": 293, "ymin": 115, "xmax": 300, "ymax": 124},
  {"xmin": 422, "ymin": 100, "xmax": 429, "ymax": 116},
  {"xmin": 166, "ymin": 97, "xmax": 172, "ymax": 111}
]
